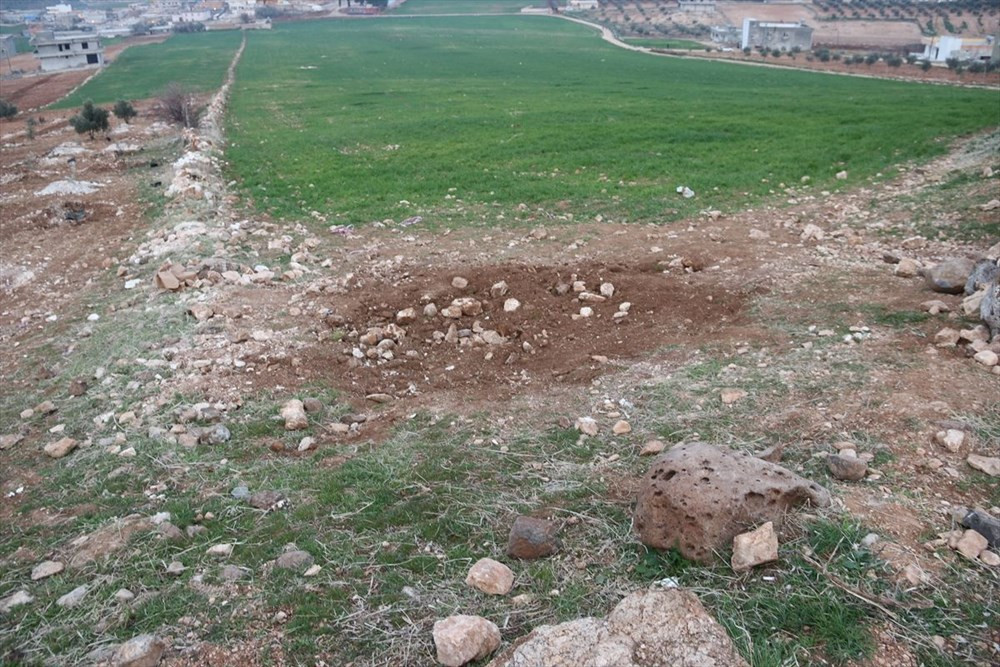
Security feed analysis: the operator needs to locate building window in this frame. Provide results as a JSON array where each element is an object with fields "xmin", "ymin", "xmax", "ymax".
[
  {"xmin": 87, "ymin": 53, "xmax": 98, "ymax": 64},
  {"xmin": 82, "ymin": 42, "xmax": 89, "ymax": 49}
]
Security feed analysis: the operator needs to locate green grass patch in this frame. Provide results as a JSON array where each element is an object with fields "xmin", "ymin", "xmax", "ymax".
[
  {"xmin": 225, "ymin": 17, "xmax": 998, "ymax": 227},
  {"xmin": 624, "ymin": 37, "xmax": 708, "ymax": 50},
  {"xmin": 53, "ymin": 31, "xmax": 242, "ymax": 108},
  {"xmin": 390, "ymin": 0, "xmax": 543, "ymax": 14}
]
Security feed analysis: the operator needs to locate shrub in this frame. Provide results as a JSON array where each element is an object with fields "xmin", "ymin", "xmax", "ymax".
[
  {"xmin": 173, "ymin": 21, "xmax": 205, "ymax": 34},
  {"xmin": 0, "ymin": 99, "xmax": 16, "ymax": 119},
  {"xmin": 921, "ymin": 59, "xmax": 932, "ymax": 71},
  {"xmin": 886, "ymin": 55, "xmax": 902, "ymax": 67},
  {"xmin": 113, "ymin": 99, "xmax": 137, "ymax": 123},
  {"xmin": 154, "ymin": 82, "xmax": 199, "ymax": 128},
  {"xmin": 865, "ymin": 53, "xmax": 879, "ymax": 65},
  {"xmin": 69, "ymin": 100, "xmax": 110, "ymax": 139},
  {"xmin": 26, "ymin": 117, "xmax": 36, "ymax": 139},
  {"xmin": 967, "ymin": 61, "xmax": 986, "ymax": 73}
]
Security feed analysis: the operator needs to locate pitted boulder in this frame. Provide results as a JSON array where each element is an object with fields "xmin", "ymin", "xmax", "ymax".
[
  {"xmin": 634, "ymin": 442, "xmax": 830, "ymax": 562},
  {"xmin": 487, "ymin": 588, "xmax": 747, "ymax": 667}
]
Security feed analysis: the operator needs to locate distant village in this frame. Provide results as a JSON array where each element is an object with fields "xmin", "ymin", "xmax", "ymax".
[{"xmin": 0, "ymin": 0, "xmax": 393, "ymax": 74}]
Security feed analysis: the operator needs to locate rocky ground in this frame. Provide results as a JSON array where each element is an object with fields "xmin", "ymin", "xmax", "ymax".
[{"xmin": 0, "ymin": 53, "xmax": 998, "ymax": 666}]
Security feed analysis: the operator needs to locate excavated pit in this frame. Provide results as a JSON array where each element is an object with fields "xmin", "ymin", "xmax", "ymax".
[{"xmin": 290, "ymin": 262, "xmax": 760, "ymax": 402}]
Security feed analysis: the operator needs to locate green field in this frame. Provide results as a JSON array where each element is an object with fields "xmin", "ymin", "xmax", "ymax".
[
  {"xmin": 226, "ymin": 17, "xmax": 998, "ymax": 226},
  {"xmin": 53, "ymin": 31, "xmax": 242, "ymax": 109},
  {"xmin": 390, "ymin": 0, "xmax": 544, "ymax": 14},
  {"xmin": 625, "ymin": 37, "xmax": 709, "ymax": 50}
]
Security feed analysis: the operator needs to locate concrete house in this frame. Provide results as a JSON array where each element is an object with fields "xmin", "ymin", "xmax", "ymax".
[
  {"xmin": 33, "ymin": 30, "xmax": 104, "ymax": 72},
  {"xmin": 913, "ymin": 35, "xmax": 996, "ymax": 63},
  {"xmin": 741, "ymin": 19, "xmax": 813, "ymax": 52},
  {"xmin": 678, "ymin": 0, "xmax": 716, "ymax": 13}
]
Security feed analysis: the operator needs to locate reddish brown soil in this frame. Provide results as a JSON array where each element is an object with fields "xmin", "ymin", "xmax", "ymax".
[
  {"xmin": 0, "ymin": 36, "xmax": 168, "ymax": 110},
  {"xmin": 298, "ymin": 263, "xmax": 757, "ymax": 399}
]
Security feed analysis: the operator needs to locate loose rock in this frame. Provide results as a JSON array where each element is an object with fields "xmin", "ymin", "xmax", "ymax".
[
  {"xmin": 280, "ymin": 399, "xmax": 308, "ymax": 430},
  {"xmin": 954, "ymin": 529, "xmax": 988, "ymax": 560},
  {"xmin": 465, "ymin": 558, "xmax": 515, "ymax": 595},
  {"xmin": 894, "ymin": 258, "xmax": 921, "ymax": 278},
  {"xmin": 967, "ymin": 454, "xmax": 1000, "ymax": 477},
  {"xmin": 827, "ymin": 454, "xmax": 868, "ymax": 481},
  {"xmin": 275, "ymin": 548, "xmax": 314, "ymax": 571},
  {"xmin": 31, "ymin": 560, "xmax": 64, "ymax": 581},
  {"xmin": 507, "ymin": 516, "xmax": 560, "ymax": 560},
  {"xmin": 731, "ymin": 522, "xmax": 779, "ymax": 572},
  {"xmin": 639, "ymin": 440, "xmax": 666, "ymax": 456},
  {"xmin": 111, "ymin": 634, "xmax": 165, "ymax": 667},
  {"xmin": 57, "ymin": 585, "xmax": 89, "ymax": 608},
  {"xmin": 575, "ymin": 417, "xmax": 598, "ymax": 436},
  {"xmin": 44, "ymin": 437, "xmax": 78, "ymax": 459},
  {"xmin": 0, "ymin": 590, "xmax": 34, "ymax": 613},
  {"xmin": 935, "ymin": 429, "xmax": 965, "ymax": 453},
  {"xmin": 433, "ymin": 615, "xmax": 501, "ymax": 667}
]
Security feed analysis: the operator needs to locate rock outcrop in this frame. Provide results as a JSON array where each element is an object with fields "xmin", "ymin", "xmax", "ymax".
[
  {"xmin": 488, "ymin": 587, "xmax": 747, "ymax": 667},
  {"xmin": 634, "ymin": 442, "xmax": 830, "ymax": 562}
]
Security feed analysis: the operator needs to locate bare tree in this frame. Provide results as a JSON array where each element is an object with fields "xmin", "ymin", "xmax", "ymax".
[{"xmin": 154, "ymin": 83, "xmax": 199, "ymax": 128}]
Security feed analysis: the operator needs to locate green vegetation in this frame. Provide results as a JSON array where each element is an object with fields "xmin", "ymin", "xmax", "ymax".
[
  {"xmin": 624, "ymin": 37, "xmax": 707, "ymax": 50},
  {"xmin": 390, "ymin": 0, "xmax": 543, "ymax": 14},
  {"xmin": 54, "ymin": 31, "xmax": 242, "ymax": 109},
  {"xmin": 69, "ymin": 100, "xmax": 110, "ymax": 139},
  {"xmin": 112, "ymin": 99, "xmax": 137, "ymax": 123},
  {"xmin": 226, "ymin": 17, "xmax": 997, "ymax": 227},
  {"xmin": 0, "ymin": 99, "xmax": 16, "ymax": 118}
]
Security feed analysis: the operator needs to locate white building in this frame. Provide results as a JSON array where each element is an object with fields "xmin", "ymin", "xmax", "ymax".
[
  {"xmin": 32, "ymin": 30, "xmax": 104, "ymax": 72},
  {"xmin": 175, "ymin": 10, "xmax": 212, "ymax": 22},
  {"xmin": 567, "ymin": 0, "xmax": 599, "ymax": 9},
  {"xmin": 913, "ymin": 35, "xmax": 995, "ymax": 63},
  {"xmin": 741, "ymin": 18, "xmax": 813, "ymax": 51}
]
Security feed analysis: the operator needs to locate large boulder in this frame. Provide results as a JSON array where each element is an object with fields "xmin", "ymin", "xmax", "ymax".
[
  {"xmin": 925, "ymin": 257, "xmax": 976, "ymax": 294},
  {"xmin": 981, "ymin": 275, "xmax": 1000, "ymax": 339},
  {"xmin": 965, "ymin": 258, "xmax": 1000, "ymax": 296},
  {"xmin": 487, "ymin": 588, "xmax": 747, "ymax": 667},
  {"xmin": 634, "ymin": 442, "xmax": 830, "ymax": 562}
]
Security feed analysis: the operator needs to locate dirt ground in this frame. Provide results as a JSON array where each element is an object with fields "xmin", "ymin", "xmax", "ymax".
[{"xmin": 0, "ymin": 31, "xmax": 998, "ymax": 666}]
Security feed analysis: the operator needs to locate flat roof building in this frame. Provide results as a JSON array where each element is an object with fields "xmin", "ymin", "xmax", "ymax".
[{"xmin": 32, "ymin": 30, "xmax": 104, "ymax": 72}]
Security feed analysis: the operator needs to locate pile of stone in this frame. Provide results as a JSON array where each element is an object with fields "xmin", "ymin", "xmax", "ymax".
[
  {"xmin": 335, "ymin": 274, "xmax": 634, "ymax": 369},
  {"xmin": 906, "ymin": 249, "xmax": 1000, "ymax": 372}
]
